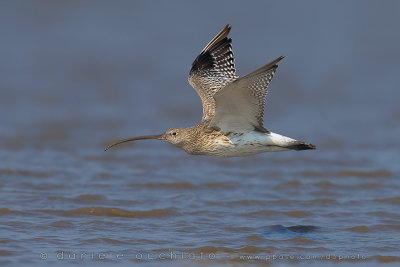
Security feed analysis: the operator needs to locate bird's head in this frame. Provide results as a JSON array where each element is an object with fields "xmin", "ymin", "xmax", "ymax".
[
  {"xmin": 163, "ymin": 128, "xmax": 186, "ymax": 146},
  {"xmin": 104, "ymin": 127, "xmax": 188, "ymax": 151}
]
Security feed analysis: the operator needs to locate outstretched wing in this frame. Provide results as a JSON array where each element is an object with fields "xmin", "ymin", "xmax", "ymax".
[
  {"xmin": 188, "ymin": 24, "xmax": 238, "ymax": 122},
  {"xmin": 209, "ymin": 56, "xmax": 284, "ymax": 134}
]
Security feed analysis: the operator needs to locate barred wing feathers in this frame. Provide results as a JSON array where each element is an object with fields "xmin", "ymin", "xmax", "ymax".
[
  {"xmin": 209, "ymin": 56, "xmax": 284, "ymax": 134},
  {"xmin": 188, "ymin": 24, "xmax": 238, "ymax": 122}
]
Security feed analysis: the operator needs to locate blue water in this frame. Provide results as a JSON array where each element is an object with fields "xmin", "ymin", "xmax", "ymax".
[{"xmin": 1, "ymin": 1, "xmax": 400, "ymax": 266}]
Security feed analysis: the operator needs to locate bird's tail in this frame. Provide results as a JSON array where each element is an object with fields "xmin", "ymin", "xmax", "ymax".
[{"xmin": 286, "ymin": 141, "xmax": 316, "ymax": 151}]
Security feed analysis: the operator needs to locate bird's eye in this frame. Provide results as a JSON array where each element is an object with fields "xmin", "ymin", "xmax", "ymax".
[{"xmin": 172, "ymin": 132, "xmax": 177, "ymax": 136}]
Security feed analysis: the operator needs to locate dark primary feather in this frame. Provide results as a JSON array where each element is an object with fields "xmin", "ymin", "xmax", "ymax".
[{"xmin": 188, "ymin": 24, "xmax": 238, "ymax": 122}]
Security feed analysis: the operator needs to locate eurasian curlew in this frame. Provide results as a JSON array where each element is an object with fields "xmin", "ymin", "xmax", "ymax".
[{"xmin": 105, "ymin": 24, "xmax": 315, "ymax": 157}]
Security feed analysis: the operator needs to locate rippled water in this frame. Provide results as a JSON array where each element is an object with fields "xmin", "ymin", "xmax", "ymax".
[{"xmin": 1, "ymin": 1, "xmax": 400, "ymax": 266}]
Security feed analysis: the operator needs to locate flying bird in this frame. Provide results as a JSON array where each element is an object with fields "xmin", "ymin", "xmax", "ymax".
[{"xmin": 105, "ymin": 24, "xmax": 315, "ymax": 157}]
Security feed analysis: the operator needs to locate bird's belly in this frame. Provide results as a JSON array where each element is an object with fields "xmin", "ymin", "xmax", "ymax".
[
  {"xmin": 211, "ymin": 131, "xmax": 295, "ymax": 157},
  {"xmin": 215, "ymin": 144, "xmax": 286, "ymax": 157}
]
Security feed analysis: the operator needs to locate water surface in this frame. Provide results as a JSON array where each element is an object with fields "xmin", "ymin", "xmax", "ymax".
[{"xmin": 1, "ymin": 1, "xmax": 400, "ymax": 266}]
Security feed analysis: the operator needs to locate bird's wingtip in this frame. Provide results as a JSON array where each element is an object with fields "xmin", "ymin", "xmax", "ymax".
[
  {"xmin": 275, "ymin": 56, "xmax": 285, "ymax": 64},
  {"xmin": 201, "ymin": 24, "xmax": 232, "ymax": 53}
]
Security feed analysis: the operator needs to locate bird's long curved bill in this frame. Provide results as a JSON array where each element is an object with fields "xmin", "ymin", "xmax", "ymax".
[{"xmin": 104, "ymin": 134, "xmax": 163, "ymax": 151}]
